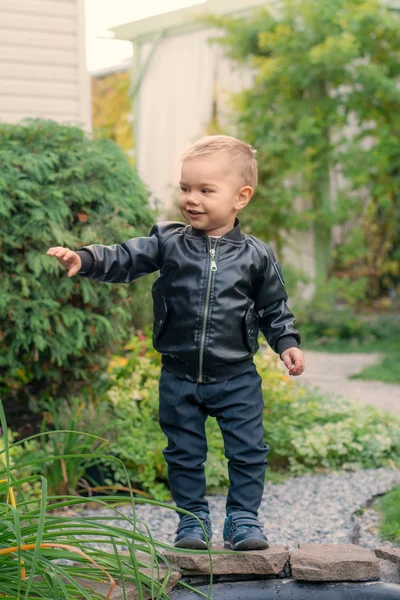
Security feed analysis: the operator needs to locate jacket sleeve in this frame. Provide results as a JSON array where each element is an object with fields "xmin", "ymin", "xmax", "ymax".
[
  {"xmin": 253, "ymin": 244, "xmax": 301, "ymax": 356},
  {"xmin": 76, "ymin": 223, "xmax": 166, "ymax": 283}
]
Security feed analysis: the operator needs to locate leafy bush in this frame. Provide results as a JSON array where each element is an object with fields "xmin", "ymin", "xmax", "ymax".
[
  {"xmin": 0, "ymin": 119, "xmax": 154, "ymax": 424},
  {"xmin": 294, "ymin": 301, "xmax": 400, "ymax": 351},
  {"xmin": 102, "ymin": 332, "xmax": 400, "ymax": 498},
  {"xmin": 265, "ymin": 383, "xmax": 400, "ymax": 475},
  {"xmin": 104, "ymin": 332, "xmax": 170, "ymax": 500},
  {"xmin": 37, "ymin": 399, "xmax": 115, "ymax": 497}
]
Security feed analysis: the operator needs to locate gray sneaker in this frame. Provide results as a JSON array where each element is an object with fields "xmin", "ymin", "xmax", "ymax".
[
  {"xmin": 223, "ymin": 511, "xmax": 269, "ymax": 551},
  {"xmin": 174, "ymin": 511, "xmax": 212, "ymax": 549}
]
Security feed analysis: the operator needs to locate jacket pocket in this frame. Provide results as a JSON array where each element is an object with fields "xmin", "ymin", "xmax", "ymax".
[
  {"xmin": 153, "ymin": 296, "xmax": 168, "ymax": 343},
  {"xmin": 243, "ymin": 307, "xmax": 259, "ymax": 353}
]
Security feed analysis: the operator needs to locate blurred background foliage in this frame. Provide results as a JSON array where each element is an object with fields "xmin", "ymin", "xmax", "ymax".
[
  {"xmin": 206, "ymin": 0, "xmax": 400, "ymax": 301},
  {"xmin": 91, "ymin": 68, "xmax": 134, "ymax": 156},
  {"xmin": 1, "ymin": 0, "xmax": 399, "ymax": 513},
  {"xmin": 6, "ymin": 331, "xmax": 400, "ymax": 503}
]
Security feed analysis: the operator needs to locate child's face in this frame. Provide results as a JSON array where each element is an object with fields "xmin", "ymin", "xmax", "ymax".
[{"xmin": 178, "ymin": 156, "xmax": 252, "ymax": 237}]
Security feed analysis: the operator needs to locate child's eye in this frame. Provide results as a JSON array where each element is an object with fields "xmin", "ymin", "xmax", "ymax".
[
  {"xmin": 180, "ymin": 186, "xmax": 189, "ymax": 193},
  {"xmin": 201, "ymin": 188, "xmax": 212, "ymax": 194}
]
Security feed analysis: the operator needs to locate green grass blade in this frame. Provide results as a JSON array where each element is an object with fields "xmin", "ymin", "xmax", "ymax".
[{"xmin": 24, "ymin": 475, "xmax": 48, "ymax": 599}]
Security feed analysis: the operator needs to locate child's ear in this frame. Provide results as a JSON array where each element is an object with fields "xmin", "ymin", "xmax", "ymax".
[{"xmin": 234, "ymin": 186, "xmax": 253, "ymax": 211}]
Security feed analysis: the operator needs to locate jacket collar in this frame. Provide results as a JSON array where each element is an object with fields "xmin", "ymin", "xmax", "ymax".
[{"xmin": 187, "ymin": 218, "xmax": 244, "ymax": 241}]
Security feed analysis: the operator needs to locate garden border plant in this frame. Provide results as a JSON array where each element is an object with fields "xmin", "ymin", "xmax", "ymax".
[
  {"xmin": 0, "ymin": 401, "xmax": 215, "ymax": 600},
  {"xmin": 373, "ymin": 484, "xmax": 400, "ymax": 545},
  {"xmin": 294, "ymin": 307, "xmax": 400, "ymax": 384},
  {"xmin": 17, "ymin": 330, "xmax": 399, "ymax": 502},
  {"xmin": 93, "ymin": 331, "xmax": 400, "ymax": 499}
]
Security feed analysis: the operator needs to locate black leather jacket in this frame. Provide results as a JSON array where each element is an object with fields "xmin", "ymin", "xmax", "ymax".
[{"xmin": 77, "ymin": 219, "xmax": 301, "ymax": 383}]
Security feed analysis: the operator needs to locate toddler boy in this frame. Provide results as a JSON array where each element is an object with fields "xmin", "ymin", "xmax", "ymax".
[{"xmin": 47, "ymin": 135, "xmax": 304, "ymax": 551}]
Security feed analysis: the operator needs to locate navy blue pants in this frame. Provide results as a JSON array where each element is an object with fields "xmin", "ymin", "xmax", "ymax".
[{"xmin": 158, "ymin": 363, "xmax": 270, "ymax": 516}]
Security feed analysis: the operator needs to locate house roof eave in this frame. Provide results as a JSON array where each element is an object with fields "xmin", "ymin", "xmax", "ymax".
[{"xmin": 110, "ymin": 0, "xmax": 275, "ymax": 43}]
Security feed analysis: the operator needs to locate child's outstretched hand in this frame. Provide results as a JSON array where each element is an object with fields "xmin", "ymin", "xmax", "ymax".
[
  {"xmin": 47, "ymin": 247, "xmax": 82, "ymax": 278},
  {"xmin": 281, "ymin": 347, "xmax": 305, "ymax": 376}
]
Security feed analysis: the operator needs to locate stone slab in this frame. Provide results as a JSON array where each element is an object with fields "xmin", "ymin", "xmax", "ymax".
[
  {"xmin": 375, "ymin": 547, "xmax": 400, "ymax": 564},
  {"xmin": 163, "ymin": 545, "xmax": 290, "ymax": 575},
  {"xmin": 291, "ymin": 543, "xmax": 379, "ymax": 582},
  {"xmin": 377, "ymin": 558, "xmax": 400, "ymax": 585},
  {"xmin": 80, "ymin": 569, "xmax": 181, "ymax": 600}
]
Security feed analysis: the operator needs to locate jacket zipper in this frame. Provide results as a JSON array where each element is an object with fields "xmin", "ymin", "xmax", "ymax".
[{"xmin": 198, "ymin": 237, "xmax": 219, "ymax": 383}]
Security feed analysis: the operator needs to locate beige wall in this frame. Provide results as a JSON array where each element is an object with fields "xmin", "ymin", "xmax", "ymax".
[
  {"xmin": 0, "ymin": 0, "xmax": 91, "ymax": 128},
  {"xmin": 133, "ymin": 28, "xmax": 316, "ymax": 287},
  {"xmin": 136, "ymin": 28, "xmax": 253, "ymax": 213}
]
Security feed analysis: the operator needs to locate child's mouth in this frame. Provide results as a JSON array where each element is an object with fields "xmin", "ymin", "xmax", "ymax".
[{"xmin": 188, "ymin": 210, "xmax": 205, "ymax": 216}]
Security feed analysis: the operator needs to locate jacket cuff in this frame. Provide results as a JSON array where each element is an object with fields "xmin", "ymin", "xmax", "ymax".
[
  {"xmin": 276, "ymin": 335, "xmax": 299, "ymax": 357},
  {"xmin": 77, "ymin": 250, "xmax": 94, "ymax": 275}
]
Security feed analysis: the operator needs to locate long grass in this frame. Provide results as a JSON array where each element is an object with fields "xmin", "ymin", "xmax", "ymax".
[{"xmin": 0, "ymin": 402, "xmax": 214, "ymax": 600}]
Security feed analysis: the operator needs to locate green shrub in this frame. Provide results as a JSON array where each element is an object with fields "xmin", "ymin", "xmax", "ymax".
[
  {"xmin": 102, "ymin": 333, "xmax": 400, "ymax": 499},
  {"xmin": 0, "ymin": 119, "xmax": 154, "ymax": 423},
  {"xmin": 295, "ymin": 304, "xmax": 400, "ymax": 351},
  {"xmin": 107, "ymin": 358, "xmax": 169, "ymax": 500},
  {"xmin": 38, "ymin": 399, "xmax": 115, "ymax": 497}
]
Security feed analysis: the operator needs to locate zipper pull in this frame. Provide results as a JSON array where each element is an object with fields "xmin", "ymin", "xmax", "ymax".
[{"xmin": 210, "ymin": 248, "xmax": 217, "ymax": 272}]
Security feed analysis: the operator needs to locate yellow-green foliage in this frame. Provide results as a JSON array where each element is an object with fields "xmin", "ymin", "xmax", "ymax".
[
  {"xmin": 92, "ymin": 70, "xmax": 133, "ymax": 156},
  {"xmin": 103, "ymin": 332, "xmax": 400, "ymax": 499}
]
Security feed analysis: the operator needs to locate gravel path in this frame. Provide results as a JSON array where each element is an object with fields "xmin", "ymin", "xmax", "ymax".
[
  {"xmin": 79, "ymin": 468, "xmax": 400, "ymax": 551},
  {"xmin": 76, "ymin": 351, "xmax": 400, "ymax": 552},
  {"xmin": 76, "ymin": 351, "xmax": 400, "ymax": 549},
  {"xmin": 296, "ymin": 350, "xmax": 400, "ymax": 414},
  {"xmin": 354, "ymin": 505, "xmax": 400, "ymax": 551}
]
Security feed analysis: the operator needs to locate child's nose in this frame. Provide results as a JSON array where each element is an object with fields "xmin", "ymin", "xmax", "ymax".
[{"xmin": 187, "ymin": 192, "xmax": 200, "ymax": 205}]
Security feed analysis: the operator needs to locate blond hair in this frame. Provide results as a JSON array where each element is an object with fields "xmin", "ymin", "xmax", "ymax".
[{"xmin": 181, "ymin": 135, "xmax": 258, "ymax": 189}]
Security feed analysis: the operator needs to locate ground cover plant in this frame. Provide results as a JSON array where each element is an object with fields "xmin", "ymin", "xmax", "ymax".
[
  {"xmin": 94, "ymin": 331, "xmax": 400, "ymax": 499},
  {"xmin": 295, "ymin": 302, "xmax": 400, "ymax": 384},
  {"xmin": 374, "ymin": 485, "xmax": 400, "ymax": 544}
]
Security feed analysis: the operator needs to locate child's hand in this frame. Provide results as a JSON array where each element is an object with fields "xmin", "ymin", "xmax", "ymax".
[
  {"xmin": 47, "ymin": 247, "xmax": 82, "ymax": 278},
  {"xmin": 281, "ymin": 347, "xmax": 305, "ymax": 376}
]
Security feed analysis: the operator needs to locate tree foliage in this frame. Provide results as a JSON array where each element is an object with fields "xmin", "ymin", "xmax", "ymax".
[
  {"xmin": 0, "ymin": 119, "xmax": 153, "ymax": 422},
  {"xmin": 208, "ymin": 0, "xmax": 400, "ymax": 296},
  {"xmin": 91, "ymin": 69, "xmax": 134, "ymax": 156}
]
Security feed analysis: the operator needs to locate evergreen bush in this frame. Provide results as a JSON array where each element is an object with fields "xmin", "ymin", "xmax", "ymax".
[{"xmin": 0, "ymin": 119, "xmax": 153, "ymax": 425}]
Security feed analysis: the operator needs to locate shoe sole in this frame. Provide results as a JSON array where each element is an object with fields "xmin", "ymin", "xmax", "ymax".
[
  {"xmin": 224, "ymin": 538, "xmax": 269, "ymax": 551},
  {"xmin": 174, "ymin": 537, "xmax": 210, "ymax": 550}
]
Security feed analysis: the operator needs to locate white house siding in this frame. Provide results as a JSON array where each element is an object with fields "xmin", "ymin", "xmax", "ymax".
[
  {"xmin": 0, "ymin": 0, "xmax": 91, "ymax": 128},
  {"xmin": 136, "ymin": 28, "xmax": 253, "ymax": 214},
  {"xmin": 113, "ymin": 0, "xmax": 400, "ymax": 295},
  {"xmin": 134, "ymin": 29, "xmax": 315, "ymax": 292}
]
